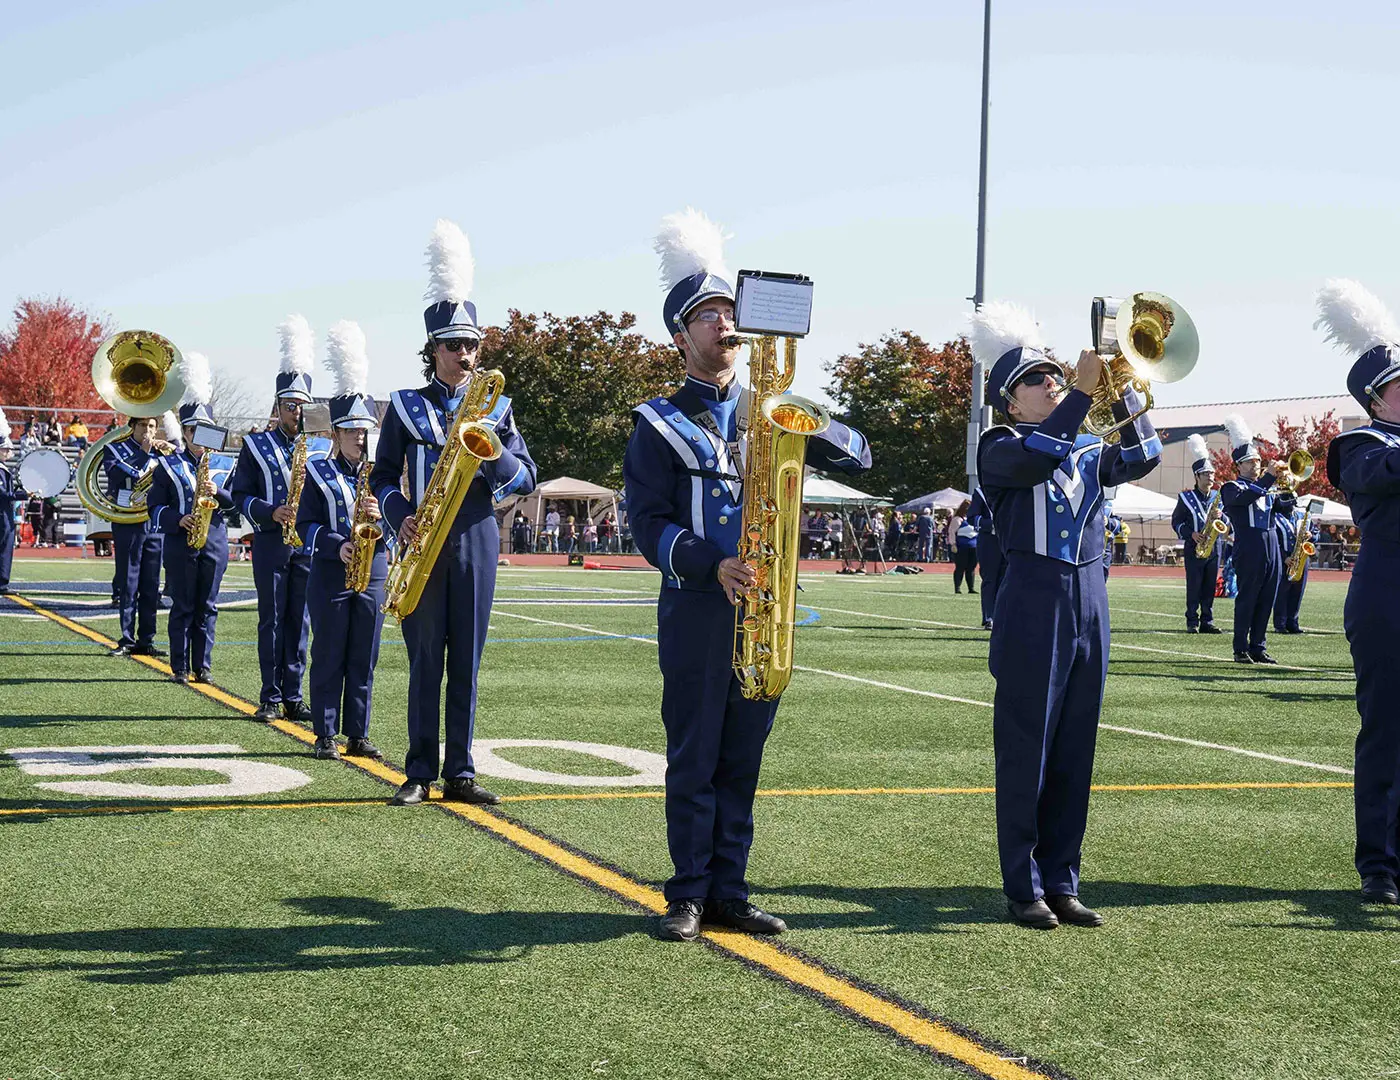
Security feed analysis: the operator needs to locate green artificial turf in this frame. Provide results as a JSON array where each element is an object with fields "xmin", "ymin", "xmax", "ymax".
[{"xmin": 2, "ymin": 562, "xmax": 1396, "ymax": 1080}]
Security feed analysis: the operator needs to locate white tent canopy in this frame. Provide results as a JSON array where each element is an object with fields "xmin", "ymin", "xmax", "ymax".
[
  {"xmin": 1304, "ymin": 495, "xmax": 1352, "ymax": 525},
  {"xmin": 1105, "ymin": 482, "xmax": 1176, "ymax": 522},
  {"xmin": 498, "ymin": 475, "xmax": 620, "ymax": 528},
  {"xmin": 802, "ymin": 475, "xmax": 893, "ymax": 508},
  {"xmin": 897, "ymin": 487, "xmax": 969, "ymax": 514}
]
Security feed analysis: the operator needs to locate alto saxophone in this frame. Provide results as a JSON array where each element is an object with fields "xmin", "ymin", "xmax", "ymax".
[
  {"xmin": 283, "ymin": 431, "xmax": 308, "ymax": 547},
  {"xmin": 188, "ymin": 452, "xmax": 217, "ymax": 549},
  {"xmin": 1286, "ymin": 504, "xmax": 1316, "ymax": 583},
  {"xmin": 733, "ymin": 335, "xmax": 831, "ymax": 701},
  {"xmin": 1195, "ymin": 488, "xmax": 1227, "ymax": 559},
  {"xmin": 345, "ymin": 460, "xmax": 383, "ymax": 593},
  {"xmin": 381, "ymin": 368, "xmax": 505, "ymax": 621}
]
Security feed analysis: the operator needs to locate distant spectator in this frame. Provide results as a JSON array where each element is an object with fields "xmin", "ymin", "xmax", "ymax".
[
  {"xmin": 561, "ymin": 515, "xmax": 576, "ymax": 553},
  {"xmin": 582, "ymin": 519, "xmax": 597, "ymax": 553},
  {"xmin": 18, "ymin": 422, "xmax": 38, "ymax": 452},
  {"xmin": 40, "ymin": 496, "xmax": 61, "ymax": 546},
  {"xmin": 25, "ymin": 493, "xmax": 44, "ymax": 546},
  {"xmin": 948, "ymin": 499, "xmax": 979, "ymax": 593},
  {"xmin": 599, "ymin": 513, "xmax": 616, "ymax": 553},
  {"xmin": 888, "ymin": 511, "xmax": 905, "ymax": 559},
  {"xmin": 510, "ymin": 510, "xmax": 531, "ymax": 554},
  {"xmin": 541, "ymin": 507, "xmax": 560, "ymax": 552},
  {"xmin": 42, "ymin": 421, "xmax": 61, "ymax": 446},
  {"xmin": 827, "ymin": 514, "xmax": 844, "ymax": 558},
  {"xmin": 916, "ymin": 507, "xmax": 935, "ymax": 561},
  {"xmin": 65, "ymin": 415, "xmax": 90, "ymax": 448}
]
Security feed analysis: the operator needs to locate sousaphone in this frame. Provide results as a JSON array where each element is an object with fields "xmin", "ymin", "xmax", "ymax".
[{"xmin": 76, "ymin": 330, "xmax": 186, "ymax": 524}]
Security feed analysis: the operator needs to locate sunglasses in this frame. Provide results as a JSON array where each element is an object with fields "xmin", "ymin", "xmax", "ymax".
[
  {"xmin": 1017, "ymin": 369, "xmax": 1064, "ymax": 389},
  {"xmin": 441, "ymin": 339, "xmax": 480, "ymax": 354}
]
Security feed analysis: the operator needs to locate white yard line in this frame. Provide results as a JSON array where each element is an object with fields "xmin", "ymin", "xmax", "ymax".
[
  {"xmin": 1110, "ymin": 642, "xmax": 1349, "ymax": 676},
  {"xmin": 487, "ymin": 609, "xmax": 1354, "ymax": 775}
]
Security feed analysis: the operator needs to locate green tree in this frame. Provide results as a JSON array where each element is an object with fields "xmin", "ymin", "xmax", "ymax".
[
  {"xmin": 481, "ymin": 310, "xmax": 679, "ymax": 489},
  {"xmin": 823, "ymin": 331, "xmax": 973, "ymax": 502}
]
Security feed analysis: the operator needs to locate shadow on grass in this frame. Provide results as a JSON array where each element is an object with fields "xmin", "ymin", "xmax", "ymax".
[
  {"xmin": 0, "ymin": 713, "xmax": 236, "ymax": 729},
  {"xmin": 0, "ymin": 796, "xmax": 388, "ymax": 819},
  {"xmin": 0, "ymin": 896, "xmax": 649, "ymax": 984},
  {"xmin": 765, "ymin": 881, "xmax": 1396, "ymax": 934}
]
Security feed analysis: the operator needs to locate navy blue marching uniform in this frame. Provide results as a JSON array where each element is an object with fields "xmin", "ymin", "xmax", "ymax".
[
  {"xmin": 626, "ymin": 372, "xmax": 870, "ymax": 904},
  {"xmin": 1272, "ymin": 506, "xmax": 1315, "ymax": 633},
  {"xmin": 1101, "ymin": 510, "xmax": 1123, "ymax": 581},
  {"xmin": 1171, "ymin": 478, "xmax": 1221, "ymax": 632},
  {"xmin": 969, "ymin": 487, "xmax": 1002, "ymax": 626},
  {"xmin": 231, "ymin": 360, "xmax": 314, "ymax": 714},
  {"xmin": 104, "ymin": 433, "xmax": 165, "ymax": 650},
  {"xmin": 147, "ymin": 404, "xmax": 233, "ymax": 680},
  {"xmin": 976, "ymin": 346, "xmax": 1161, "ymax": 907},
  {"xmin": 1219, "ymin": 425, "xmax": 1292, "ymax": 660},
  {"xmin": 0, "ymin": 446, "xmax": 22, "ymax": 594}
]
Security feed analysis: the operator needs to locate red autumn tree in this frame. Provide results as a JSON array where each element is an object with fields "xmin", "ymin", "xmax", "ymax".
[
  {"xmin": 1208, "ymin": 412, "xmax": 1343, "ymax": 502},
  {"xmin": 0, "ymin": 297, "xmax": 111, "ymax": 422}
]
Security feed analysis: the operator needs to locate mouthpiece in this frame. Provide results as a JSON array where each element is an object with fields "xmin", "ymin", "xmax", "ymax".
[{"xmin": 719, "ymin": 334, "xmax": 745, "ymax": 349}]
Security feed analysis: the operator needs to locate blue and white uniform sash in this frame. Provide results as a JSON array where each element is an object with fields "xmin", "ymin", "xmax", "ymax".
[
  {"xmin": 388, "ymin": 387, "xmax": 511, "ymax": 509},
  {"xmin": 241, "ymin": 430, "xmax": 294, "ymax": 520}
]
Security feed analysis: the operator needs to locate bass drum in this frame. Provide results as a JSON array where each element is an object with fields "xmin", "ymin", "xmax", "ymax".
[{"xmin": 18, "ymin": 448, "xmax": 75, "ymax": 498}]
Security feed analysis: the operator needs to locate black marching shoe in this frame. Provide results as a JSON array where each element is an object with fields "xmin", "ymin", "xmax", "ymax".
[
  {"xmin": 389, "ymin": 780, "xmax": 431, "ymax": 806},
  {"xmin": 1186, "ymin": 626, "xmax": 1199, "ymax": 634},
  {"xmin": 1007, "ymin": 898, "xmax": 1059, "ymax": 930},
  {"xmin": 1233, "ymin": 652, "xmax": 1254, "ymax": 664},
  {"xmin": 704, "ymin": 899, "xmax": 787, "ymax": 935},
  {"xmin": 981, "ymin": 619, "xmax": 993, "ymax": 630},
  {"xmin": 344, "ymin": 738, "xmax": 384, "ymax": 761},
  {"xmin": 253, "ymin": 701, "xmax": 281, "ymax": 722},
  {"xmin": 657, "ymin": 899, "xmax": 704, "ymax": 942},
  {"xmin": 1249, "ymin": 651, "xmax": 1279, "ymax": 665},
  {"xmin": 441, "ymin": 777, "xmax": 501, "ymax": 805},
  {"xmin": 1361, "ymin": 874, "xmax": 1400, "ymax": 904},
  {"xmin": 1045, "ymin": 894, "xmax": 1105, "ymax": 927},
  {"xmin": 283, "ymin": 700, "xmax": 313, "ymax": 724},
  {"xmin": 108, "ymin": 643, "xmax": 133, "ymax": 657},
  {"xmin": 129, "ymin": 643, "xmax": 168, "ymax": 658},
  {"xmin": 195, "ymin": 668, "xmax": 213, "ymax": 683},
  {"xmin": 170, "ymin": 671, "xmax": 189, "ymax": 684},
  {"xmin": 313, "ymin": 736, "xmax": 341, "ymax": 760},
  {"xmin": 1200, "ymin": 624, "xmax": 1223, "ymax": 635}
]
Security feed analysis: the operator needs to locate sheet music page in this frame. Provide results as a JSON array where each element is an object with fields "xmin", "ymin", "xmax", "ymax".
[{"xmin": 737, "ymin": 276, "xmax": 813, "ymax": 336}]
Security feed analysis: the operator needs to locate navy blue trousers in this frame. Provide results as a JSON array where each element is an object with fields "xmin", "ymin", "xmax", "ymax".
[
  {"xmin": 657, "ymin": 589, "xmax": 778, "ymax": 902},
  {"xmin": 308, "ymin": 550, "xmax": 387, "ymax": 739},
  {"xmin": 1231, "ymin": 540, "xmax": 1280, "ymax": 656},
  {"xmin": 952, "ymin": 546, "xmax": 978, "ymax": 591},
  {"xmin": 1273, "ymin": 566, "xmax": 1307, "ymax": 632},
  {"xmin": 1346, "ymin": 539, "xmax": 1400, "ymax": 882},
  {"xmin": 165, "ymin": 522, "xmax": 227, "ymax": 676},
  {"xmin": 0, "ymin": 519, "xmax": 13, "ymax": 591},
  {"xmin": 989, "ymin": 554, "xmax": 1108, "ymax": 903},
  {"xmin": 250, "ymin": 530, "xmax": 310, "ymax": 705},
  {"xmin": 400, "ymin": 513, "xmax": 498, "ymax": 782},
  {"xmin": 1182, "ymin": 551, "xmax": 1219, "ymax": 629},
  {"xmin": 978, "ymin": 536, "xmax": 1004, "ymax": 624},
  {"xmin": 112, "ymin": 521, "xmax": 163, "ymax": 647}
]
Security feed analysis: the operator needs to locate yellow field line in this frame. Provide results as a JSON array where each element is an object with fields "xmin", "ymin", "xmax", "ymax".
[{"xmin": 10, "ymin": 591, "xmax": 1059, "ymax": 1080}]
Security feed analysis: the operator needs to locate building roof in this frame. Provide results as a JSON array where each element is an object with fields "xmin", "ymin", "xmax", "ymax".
[{"xmin": 1150, "ymin": 394, "xmax": 1362, "ymax": 441}]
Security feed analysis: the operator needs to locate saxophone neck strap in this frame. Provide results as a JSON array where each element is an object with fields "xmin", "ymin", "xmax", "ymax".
[{"xmin": 673, "ymin": 384, "xmax": 749, "ymax": 470}]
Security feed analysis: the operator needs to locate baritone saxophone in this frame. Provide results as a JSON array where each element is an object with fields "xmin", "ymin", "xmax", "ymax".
[
  {"xmin": 381, "ymin": 369, "xmax": 505, "ymax": 621},
  {"xmin": 732, "ymin": 335, "xmax": 830, "ymax": 701}
]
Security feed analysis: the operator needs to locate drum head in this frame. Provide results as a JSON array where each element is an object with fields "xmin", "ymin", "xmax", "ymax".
[{"xmin": 18, "ymin": 448, "xmax": 74, "ymax": 497}]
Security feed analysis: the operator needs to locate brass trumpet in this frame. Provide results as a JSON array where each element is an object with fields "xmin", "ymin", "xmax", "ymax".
[
  {"xmin": 1270, "ymin": 450, "xmax": 1314, "ymax": 495},
  {"xmin": 1067, "ymin": 293, "xmax": 1199, "ymax": 443}
]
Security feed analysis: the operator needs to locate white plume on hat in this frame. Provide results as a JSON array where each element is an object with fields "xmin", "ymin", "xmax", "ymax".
[
  {"xmin": 0, "ymin": 406, "xmax": 10, "ymax": 445},
  {"xmin": 278, "ymin": 314, "xmax": 315, "ymax": 375},
  {"xmin": 654, "ymin": 207, "xmax": 730, "ymax": 290},
  {"xmin": 325, "ymin": 320, "xmax": 369, "ymax": 398},
  {"xmin": 1222, "ymin": 412, "xmax": 1253, "ymax": 451},
  {"xmin": 1186, "ymin": 433, "xmax": 1210, "ymax": 463},
  {"xmin": 424, "ymin": 219, "xmax": 474, "ymax": 304},
  {"xmin": 161, "ymin": 411, "xmax": 181, "ymax": 441},
  {"xmin": 1315, "ymin": 278, "xmax": 1400, "ymax": 356},
  {"xmin": 180, "ymin": 351, "xmax": 212, "ymax": 407},
  {"xmin": 968, "ymin": 301, "xmax": 1046, "ymax": 367}
]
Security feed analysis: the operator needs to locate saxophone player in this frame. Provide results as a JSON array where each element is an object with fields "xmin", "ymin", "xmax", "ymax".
[
  {"xmin": 146, "ymin": 353, "xmax": 233, "ymax": 684},
  {"xmin": 1171, "ymin": 433, "xmax": 1223, "ymax": 634},
  {"xmin": 971, "ymin": 301, "xmax": 1161, "ymax": 930},
  {"xmin": 231, "ymin": 316, "xmax": 315, "ymax": 722},
  {"xmin": 1317, "ymin": 278, "xmax": 1400, "ymax": 905},
  {"xmin": 104, "ymin": 412, "xmax": 177, "ymax": 659},
  {"xmin": 371, "ymin": 220, "xmax": 537, "ymax": 806},
  {"xmin": 1273, "ymin": 502, "xmax": 1317, "ymax": 635},
  {"xmin": 624, "ymin": 209, "xmax": 871, "ymax": 942},
  {"xmin": 295, "ymin": 321, "xmax": 386, "ymax": 762}
]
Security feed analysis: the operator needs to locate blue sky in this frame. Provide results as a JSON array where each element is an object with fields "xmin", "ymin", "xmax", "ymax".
[{"xmin": 3, "ymin": 0, "xmax": 1399, "ymax": 414}]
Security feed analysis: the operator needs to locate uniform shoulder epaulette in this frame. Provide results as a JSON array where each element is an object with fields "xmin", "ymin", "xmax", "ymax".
[{"xmin": 977, "ymin": 423, "xmax": 1017, "ymax": 445}]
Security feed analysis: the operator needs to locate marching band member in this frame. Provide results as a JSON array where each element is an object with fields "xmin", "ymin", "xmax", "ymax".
[
  {"xmin": 1273, "ymin": 503, "xmax": 1316, "ymax": 635},
  {"xmin": 371, "ymin": 219, "xmax": 537, "ymax": 806},
  {"xmin": 231, "ymin": 316, "xmax": 315, "ymax": 721},
  {"xmin": 1171, "ymin": 433, "xmax": 1223, "ymax": 634},
  {"xmin": 972, "ymin": 301, "xmax": 1161, "ymax": 930},
  {"xmin": 146, "ymin": 353, "xmax": 234, "ymax": 684},
  {"xmin": 1219, "ymin": 414, "xmax": 1292, "ymax": 664},
  {"xmin": 1317, "ymin": 279, "xmax": 1400, "ymax": 904},
  {"xmin": 968, "ymin": 487, "xmax": 1001, "ymax": 629},
  {"xmin": 1102, "ymin": 499, "xmax": 1123, "ymax": 581},
  {"xmin": 0, "ymin": 408, "xmax": 20, "ymax": 596},
  {"xmin": 296, "ymin": 321, "xmax": 386, "ymax": 762},
  {"xmin": 625, "ymin": 209, "xmax": 871, "ymax": 942},
  {"xmin": 104, "ymin": 412, "xmax": 177, "ymax": 657}
]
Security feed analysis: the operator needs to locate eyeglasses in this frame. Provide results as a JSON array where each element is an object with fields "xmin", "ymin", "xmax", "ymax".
[
  {"xmin": 1017, "ymin": 369, "xmax": 1064, "ymax": 389},
  {"xmin": 441, "ymin": 339, "xmax": 480, "ymax": 354},
  {"xmin": 687, "ymin": 309, "xmax": 733, "ymax": 325}
]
